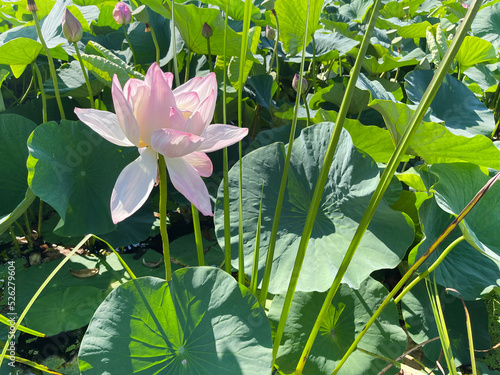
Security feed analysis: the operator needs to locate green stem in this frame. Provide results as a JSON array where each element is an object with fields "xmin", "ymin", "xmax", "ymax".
[
  {"xmin": 259, "ymin": 0, "xmax": 311, "ymax": 310},
  {"xmin": 311, "ymin": 35, "xmax": 316, "ymax": 94},
  {"xmin": 31, "ymin": 63, "xmax": 47, "ymax": 123},
  {"xmin": 150, "ymin": 24, "xmax": 161, "ymax": 66},
  {"xmin": 37, "ymin": 199, "xmax": 43, "ymax": 237},
  {"xmin": 250, "ymin": 181, "xmax": 265, "ymax": 295},
  {"xmin": 394, "ymin": 235, "xmax": 465, "ymax": 304},
  {"xmin": 23, "ymin": 212, "xmax": 33, "ymax": 250},
  {"xmin": 73, "ymin": 42, "xmax": 94, "ymax": 109},
  {"xmin": 302, "ymin": 93, "xmax": 311, "ymax": 127},
  {"xmin": 19, "ymin": 74, "xmax": 33, "ymax": 104},
  {"xmin": 222, "ymin": 0, "xmax": 232, "ymax": 275},
  {"xmin": 207, "ymin": 38, "xmax": 213, "ymax": 72},
  {"xmin": 298, "ymin": 1, "xmax": 482, "ymax": 373},
  {"xmin": 9, "ymin": 225, "xmax": 21, "ymax": 257},
  {"xmin": 123, "ymin": 25, "xmax": 137, "ymax": 67},
  {"xmin": 236, "ymin": 0, "xmax": 253, "ymax": 285},
  {"xmin": 273, "ymin": 10, "xmax": 281, "ymax": 100},
  {"xmin": 171, "ymin": 0, "xmax": 180, "ymax": 87},
  {"xmin": 31, "ymin": 9, "xmax": 65, "ymax": 120},
  {"xmin": 185, "ymin": 50, "xmax": 192, "ymax": 83},
  {"xmin": 192, "ymin": 204, "xmax": 205, "ymax": 266},
  {"xmin": 158, "ymin": 154, "xmax": 172, "ymax": 282},
  {"xmin": 267, "ymin": 25, "xmax": 278, "ymax": 76}
]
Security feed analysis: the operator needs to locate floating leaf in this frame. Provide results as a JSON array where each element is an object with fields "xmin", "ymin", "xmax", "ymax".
[
  {"xmin": 215, "ymin": 122, "xmax": 414, "ymax": 294},
  {"xmin": 79, "ymin": 269, "xmax": 273, "ymax": 374},
  {"xmin": 269, "ymin": 277, "xmax": 406, "ymax": 375}
]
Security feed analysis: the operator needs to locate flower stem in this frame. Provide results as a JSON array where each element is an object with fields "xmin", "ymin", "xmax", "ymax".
[
  {"xmin": 123, "ymin": 25, "xmax": 137, "ymax": 67},
  {"xmin": 191, "ymin": 204, "xmax": 205, "ymax": 266},
  {"xmin": 37, "ymin": 199, "xmax": 43, "ymax": 238},
  {"xmin": 150, "ymin": 24, "xmax": 161, "ymax": 66},
  {"xmin": 9, "ymin": 225, "xmax": 21, "ymax": 257},
  {"xmin": 31, "ymin": 63, "xmax": 47, "ymax": 123},
  {"xmin": 206, "ymin": 38, "xmax": 213, "ymax": 72},
  {"xmin": 171, "ymin": 0, "xmax": 180, "ymax": 87},
  {"xmin": 301, "ymin": 93, "xmax": 310, "ymax": 127},
  {"xmin": 73, "ymin": 42, "xmax": 94, "ymax": 109},
  {"xmin": 31, "ymin": 9, "xmax": 65, "ymax": 120},
  {"xmin": 158, "ymin": 154, "xmax": 172, "ymax": 282}
]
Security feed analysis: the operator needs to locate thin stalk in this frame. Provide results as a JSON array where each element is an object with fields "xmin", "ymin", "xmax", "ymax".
[
  {"xmin": 37, "ymin": 199, "xmax": 43, "ymax": 237},
  {"xmin": 250, "ymin": 180, "xmax": 265, "ymax": 295},
  {"xmin": 273, "ymin": 0, "xmax": 381, "ymax": 368},
  {"xmin": 299, "ymin": 1, "xmax": 482, "ymax": 373},
  {"xmin": 19, "ymin": 74, "xmax": 34, "ymax": 104},
  {"xmin": 185, "ymin": 50, "xmax": 193, "ymax": 82},
  {"xmin": 267, "ymin": 23, "xmax": 278, "ymax": 76},
  {"xmin": 273, "ymin": 9, "xmax": 281, "ymax": 100},
  {"xmin": 394, "ymin": 235, "xmax": 465, "ymax": 304},
  {"xmin": 31, "ymin": 63, "xmax": 47, "ymax": 123},
  {"xmin": 0, "ymin": 234, "xmax": 92, "ymax": 368},
  {"xmin": 171, "ymin": 0, "xmax": 180, "ymax": 87},
  {"xmin": 123, "ymin": 25, "xmax": 137, "ymax": 67},
  {"xmin": 446, "ymin": 288, "xmax": 477, "ymax": 375},
  {"xmin": 311, "ymin": 35, "xmax": 317, "ymax": 94},
  {"xmin": 92, "ymin": 234, "xmax": 137, "ymax": 280},
  {"xmin": 31, "ymin": 9, "xmax": 65, "ymax": 120},
  {"xmin": 158, "ymin": 154, "xmax": 172, "ymax": 282},
  {"xmin": 206, "ymin": 38, "xmax": 213, "ymax": 72},
  {"xmin": 192, "ymin": 205, "xmax": 205, "ymax": 266},
  {"xmin": 302, "ymin": 93, "xmax": 311, "ymax": 127},
  {"xmin": 428, "ymin": 278, "xmax": 457, "ymax": 375},
  {"xmin": 23, "ymin": 212, "xmax": 33, "ymax": 250},
  {"xmin": 14, "ymin": 221, "xmax": 27, "ymax": 240},
  {"xmin": 222, "ymin": 0, "xmax": 232, "ymax": 275},
  {"xmin": 150, "ymin": 24, "xmax": 161, "ymax": 65},
  {"xmin": 9, "ymin": 225, "xmax": 21, "ymax": 257},
  {"xmin": 236, "ymin": 0, "xmax": 253, "ymax": 285},
  {"xmin": 329, "ymin": 168, "xmax": 498, "ymax": 375},
  {"xmin": 73, "ymin": 42, "xmax": 94, "ymax": 109}
]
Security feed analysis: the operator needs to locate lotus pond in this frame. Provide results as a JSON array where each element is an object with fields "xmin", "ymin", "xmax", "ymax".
[{"xmin": 1, "ymin": 0, "xmax": 500, "ymax": 374}]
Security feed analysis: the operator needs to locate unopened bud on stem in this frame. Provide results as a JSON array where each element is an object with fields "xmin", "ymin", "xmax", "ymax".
[
  {"xmin": 292, "ymin": 73, "xmax": 308, "ymax": 94},
  {"xmin": 266, "ymin": 25, "xmax": 275, "ymax": 40},
  {"xmin": 113, "ymin": 2, "xmax": 132, "ymax": 25},
  {"xmin": 202, "ymin": 22, "xmax": 213, "ymax": 39},
  {"xmin": 62, "ymin": 8, "xmax": 83, "ymax": 43},
  {"xmin": 27, "ymin": 0, "xmax": 38, "ymax": 12}
]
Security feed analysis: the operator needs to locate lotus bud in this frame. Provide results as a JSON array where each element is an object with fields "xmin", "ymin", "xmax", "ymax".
[
  {"xmin": 113, "ymin": 2, "xmax": 132, "ymax": 25},
  {"xmin": 266, "ymin": 25, "xmax": 275, "ymax": 40},
  {"xmin": 292, "ymin": 73, "xmax": 308, "ymax": 94},
  {"xmin": 27, "ymin": 0, "xmax": 38, "ymax": 12},
  {"xmin": 202, "ymin": 22, "xmax": 213, "ymax": 39},
  {"xmin": 62, "ymin": 8, "xmax": 83, "ymax": 43}
]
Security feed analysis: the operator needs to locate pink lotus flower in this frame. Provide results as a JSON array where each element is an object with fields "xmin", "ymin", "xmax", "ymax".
[
  {"xmin": 113, "ymin": 2, "xmax": 132, "ymax": 25},
  {"xmin": 75, "ymin": 63, "xmax": 248, "ymax": 223}
]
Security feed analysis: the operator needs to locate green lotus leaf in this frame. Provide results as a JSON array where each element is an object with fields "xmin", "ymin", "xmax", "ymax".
[
  {"xmin": 339, "ymin": 0, "xmax": 373, "ymax": 22},
  {"xmin": 269, "ymin": 277, "xmax": 406, "ymax": 375},
  {"xmin": 214, "ymin": 122, "xmax": 414, "ymax": 294},
  {"xmin": 471, "ymin": 2, "xmax": 500, "ymax": 44},
  {"xmin": 78, "ymin": 269, "xmax": 272, "ymax": 374},
  {"xmin": 455, "ymin": 36, "xmax": 496, "ymax": 70},
  {"xmin": 430, "ymin": 163, "xmax": 500, "ymax": 264},
  {"xmin": 275, "ymin": 0, "xmax": 323, "ymax": 56},
  {"xmin": 27, "ymin": 120, "xmax": 139, "ymax": 236},
  {"xmin": 370, "ymin": 100, "xmax": 500, "ymax": 170},
  {"xmin": 363, "ymin": 47, "xmax": 426, "ymax": 74},
  {"xmin": 405, "ymin": 70, "xmax": 495, "ymax": 137},
  {"xmin": 0, "ymin": 114, "xmax": 36, "ymax": 217},
  {"xmin": 401, "ymin": 281, "xmax": 491, "ymax": 365},
  {"xmin": 412, "ymin": 195, "xmax": 500, "ymax": 300}
]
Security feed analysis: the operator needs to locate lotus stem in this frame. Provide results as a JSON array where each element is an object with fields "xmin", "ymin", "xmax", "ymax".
[
  {"xmin": 192, "ymin": 205, "xmax": 205, "ymax": 266},
  {"xmin": 31, "ymin": 63, "xmax": 47, "ymax": 123},
  {"xmin": 9, "ymin": 225, "xmax": 21, "ymax": 257},
  {"xmin": 73, "ymin": 42, "xmax": 94, "ymax": 109},
  {"xmin": 31, "ymin": 9, "xmax": 65, "ymax": 120},
  {"xmin": 158, "ymin": 154, "xmax": 172, "ymax": 281},
  {"xmin": 150, "ymin": 25, "xmax": 161, "ymax": 66},
  {"xmin": 122, "ymin": 25, "xmax": 137, "ymax": 67}
]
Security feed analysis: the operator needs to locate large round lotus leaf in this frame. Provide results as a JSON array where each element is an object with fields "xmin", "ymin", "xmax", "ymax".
[
  {"xmin": 405, "ymin": 70, "xmax": 495, "ymax": 137},
  {"xmin": 27, "ymin": 120, "xmax": 139, "ymax": 236},
  {"xmin": 430, "ymin": 163, "xmax": 500, "ymax": 264},
  {"xmin": 401, "ymin": 281, "xmax": 491, "ymax": 366},
  {"xmin": 471, "ymin": 2, "xmax": 500, "ymax": 43},
  {"xmin": 78, "ymin": 269, "xmax": 272, "ymax": 374},
  {"xmin": 414, "ymin": 196, "xmax": 500, "ymax": 300},
  {"xmin": 214, "ymin": 122, "xmax": 414, "ymax": 293},
  {"xmin": 0, "ymin": 114, "xmax": 36, "ymax": 217},
  {"xmin": 269, "ymin": 277, "xmax": 406, "ymax": 375}
]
